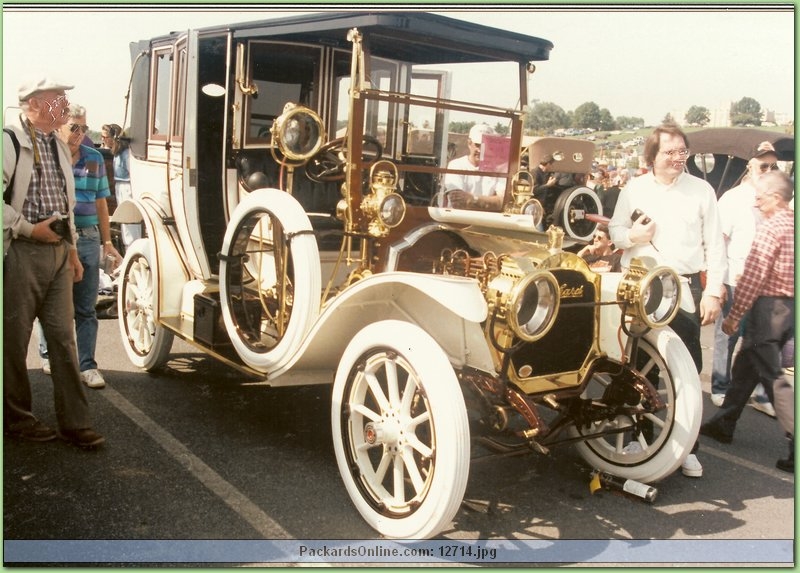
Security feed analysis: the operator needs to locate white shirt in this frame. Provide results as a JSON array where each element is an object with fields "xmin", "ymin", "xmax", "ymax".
[
  {"xmin": 443, "ymin": 155, "xmax": 503, "ymax": 198},
  {"xmin": 717, "ymin": 179, "xmax": 763, "ymax": 286},
  {"xmin": 609, "ymin": 171, "xmax": 727, "ymax": 296}
]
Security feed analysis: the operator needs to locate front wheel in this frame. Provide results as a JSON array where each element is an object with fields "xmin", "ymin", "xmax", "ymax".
[
  {"xmin": 331, "ymin": 320, "xmax": 470, "ymax": 539},
  {"xmin": 117, "ymin": 239, "xmax": 174, "ymax": 370},
  {"xmin": 570, "ymin": 328, "xmax": 701, "ymax": 483}
]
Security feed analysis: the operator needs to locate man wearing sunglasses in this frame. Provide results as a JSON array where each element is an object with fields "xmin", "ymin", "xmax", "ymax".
[
  {"xmin": 3, "ymin": 77, "xmax": 104, "ymax": 448},
  {"xmin": 710, "ymin": 142, "xmax": 780, "ymax": 414},
  {"xmin": 41, "ymin": 104, "xmax": 121, "ymax": 391}
]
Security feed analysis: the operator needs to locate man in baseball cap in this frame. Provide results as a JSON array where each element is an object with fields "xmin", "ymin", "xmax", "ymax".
[
  {"xmin": 442, "ymin": 123, "xmax": 504, "ymax": 210},
  {"xmin": 18, "ymin": 77, "xmax": 74, "ymax": 102},
  {"xmin": 16, "ymin": 77, "xmax": 74, "ymax": 130},
  {"xmin": 3, "ymin": 75, "xmax": 105, "ymax": 448},
  {"xmin": 467, "ymin": 123, "xmax": 494, "ymax": 146}
]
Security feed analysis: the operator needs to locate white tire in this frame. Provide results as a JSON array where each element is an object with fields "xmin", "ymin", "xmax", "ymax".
[
  {"xmin": 570, "ymin": 328, "xmax": 702, "ymax": 483},
  {"xmin": 118, "ymin": 239, "xmax": 174, "ymax": 371},
  {"xmin": 219, "ymin": 189, "xmax": 320, "ymax": 372},
  {"xmin": 332, "ymin": 320, "xmax": 470, "ymax": 539}
]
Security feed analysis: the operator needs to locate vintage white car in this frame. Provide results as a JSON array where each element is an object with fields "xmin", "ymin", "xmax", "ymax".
[{"xmin": 113, "ymin": 11, "xmax": 701, "ymax": 539}]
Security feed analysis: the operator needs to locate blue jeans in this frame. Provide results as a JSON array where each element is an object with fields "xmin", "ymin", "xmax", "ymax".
[
  {"xmin": 38, "ymin": 226, "xmax": 100, "ymax": 372},
  {"xmin": 711, "ymin": 284, "xmax": 739, "ymax": 396}
]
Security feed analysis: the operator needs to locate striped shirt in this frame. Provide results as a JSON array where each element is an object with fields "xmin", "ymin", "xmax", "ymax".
[
  {"xmin": 72, "ymin": 144, "xmax": 111, "ymax": 228},
  {"xmin": 729, "ymin": 208, "xmax": 795, "ymax": 322},
  {"xmin": 21, "ymin": 128, "xmax": 68, "ymax": 222}
]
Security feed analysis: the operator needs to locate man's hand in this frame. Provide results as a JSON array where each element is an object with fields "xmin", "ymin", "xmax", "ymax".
[
  {"xmin": 30, "ymin": 216, "xmax": 63, "ymax": 244},
  {"xmin": 628, "ymin": 213, "xmax": 656, "ymax": 244},
  {"xmin": 578, "ymin": 243, "xmax": 598, "ymax": 257},
  {"xmin": 69, "ymin": 248, "xmax": 84, "ymax": 283},
  {"xmin": 446, "ymin": 189, "xmax": 474, "ymax": 209},
  {"xmin": 722, "ymin": 315, "xmax": 740, "ymax": 336},
  {"xmin": 699, "ymin": 294, "xmax": 721, "ymax": 326},
  {"xmin": 719, "ymin": 285, "xmax": 728, "ymax": 305}
]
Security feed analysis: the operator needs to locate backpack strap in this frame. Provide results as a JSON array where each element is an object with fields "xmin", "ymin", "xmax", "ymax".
[{"xmin": 3, "ymin": 128, "xmax": 20, "ymax": 205}]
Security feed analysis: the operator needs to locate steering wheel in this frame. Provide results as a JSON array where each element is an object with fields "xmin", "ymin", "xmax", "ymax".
[{"xmin": 306, "ymin": 135, "xmax": 383, "ymax": 183}]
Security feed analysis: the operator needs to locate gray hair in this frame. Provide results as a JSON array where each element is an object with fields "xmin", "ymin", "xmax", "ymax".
[
  {"xmin": 757, "ymin": 170, "xmax": 795, "ymax": 203},
  {"xmin": 68, "ymin": 103, "xmax": 86, "ymax": 119}
]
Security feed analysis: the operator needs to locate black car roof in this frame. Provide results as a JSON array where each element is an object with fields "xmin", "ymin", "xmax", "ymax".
[
  {"xmin": 158, "ymin": 11, "xmax": 553, "ymax": 64},
  {"xmin": 687, "ymin": 128, "xmax": 795, "ymax": 162}
]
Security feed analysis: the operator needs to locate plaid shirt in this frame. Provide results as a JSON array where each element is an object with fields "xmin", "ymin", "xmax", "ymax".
[
  {"xmin": 729, "ymin": 208, "xmax": 795, "ymax": 322},
  {"xmin": 21, "ymin": 128, "xmax": 68, "ymax": 222}
]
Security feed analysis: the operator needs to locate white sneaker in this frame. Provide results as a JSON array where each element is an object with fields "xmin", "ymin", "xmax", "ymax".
[
  {"xmin": 710, "ymin": 393, "xmax": 725, "ymax": 407},
  {"xmin": 80, "ymin": 369, "xmax": 106, "ymax": 389},
  {"xmin": 41, "ymin": 358, "xmax": 51, "ymax": 375},
  {"xmin": 681, "ymin": 454, "xmax": 703, "ymax": 477},
  {"xmin": 749, "ymin": 398, "xmax": 776, "ymax": 418}
]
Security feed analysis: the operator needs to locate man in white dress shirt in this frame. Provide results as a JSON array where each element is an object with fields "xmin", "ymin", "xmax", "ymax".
[{"xmin": 609, "ymin": 123, "xmax": 727, "ymax": 479}]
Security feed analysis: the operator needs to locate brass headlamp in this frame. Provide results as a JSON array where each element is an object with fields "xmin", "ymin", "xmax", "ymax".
[
  {"xmin": 271, "ymin": 103, "xmax": 326, "ymax": 163},
  {"xmin": 617, "ymin": 258, "xmax": 681, "ymax": 329}
]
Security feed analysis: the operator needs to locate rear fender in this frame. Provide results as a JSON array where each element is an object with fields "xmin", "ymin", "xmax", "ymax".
[{"xmin": 115, "ymin": 199, "xmax": 189, "ymax": 320}]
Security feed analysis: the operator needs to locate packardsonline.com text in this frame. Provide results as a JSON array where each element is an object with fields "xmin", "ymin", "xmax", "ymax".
[{"xmin": 297, "ymin": 542, "xmax": 498, "ymax": 562}]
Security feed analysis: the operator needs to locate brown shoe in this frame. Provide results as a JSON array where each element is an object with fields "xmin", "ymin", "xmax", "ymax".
[
  {"xmin": 5, "ymin": 420, "xmax": 57, "ymax": 442},
  {"xmin": 58, "ymin": 428, "xmax": 105, "ymax": 448}
]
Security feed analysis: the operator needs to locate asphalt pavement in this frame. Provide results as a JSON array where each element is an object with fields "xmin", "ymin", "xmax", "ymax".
[{"xmin": 3, "ymin": 316, "xmax": 794, "ymax": 566}]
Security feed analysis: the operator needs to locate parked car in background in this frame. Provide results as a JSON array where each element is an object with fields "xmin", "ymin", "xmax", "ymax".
[{"xmin": 686, "ymin": 127, "xmax": 794, "ymax": 197}]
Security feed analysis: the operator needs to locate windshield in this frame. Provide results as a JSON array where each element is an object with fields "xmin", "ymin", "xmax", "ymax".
[{"xmin": 332, "ymin": 55, "xmax": 523, "ymax": 209}]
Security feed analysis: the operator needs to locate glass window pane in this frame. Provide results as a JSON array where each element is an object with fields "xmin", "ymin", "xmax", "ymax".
[{"xmin": 152, "ymin": 49, "xmax": 172, "ymax": 138}]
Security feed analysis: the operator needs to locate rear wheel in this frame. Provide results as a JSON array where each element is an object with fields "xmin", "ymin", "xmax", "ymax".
[
  {"xmin": 117, "ymin": 239, "xmax": 174, "ymax": 370},
  {"xmin": 570, "ymin": 329, "xmax": 701, "ymax": 483},
  {"xmin": 332, "ymin": 320, "xmax": 470, "ymax": 539}
]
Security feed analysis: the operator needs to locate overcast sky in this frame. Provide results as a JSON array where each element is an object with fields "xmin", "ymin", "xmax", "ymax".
[{"xmin": 2, "ymin": 5, "xmax": 794, "ymax": 129}]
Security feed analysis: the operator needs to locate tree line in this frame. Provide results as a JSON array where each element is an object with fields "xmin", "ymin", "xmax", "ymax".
[{"xmin": 521, "ymin": 96, "xmax": 766, "ymax": 134}]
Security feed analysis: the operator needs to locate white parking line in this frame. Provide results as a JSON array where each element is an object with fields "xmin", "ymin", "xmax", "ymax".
[{"xmin": 101, "ymin": 386, "xmax": 293, "ymax": 539}]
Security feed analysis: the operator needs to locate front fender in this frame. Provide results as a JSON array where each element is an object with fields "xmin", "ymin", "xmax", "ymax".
[
  {"xmin": 271, "ymin": 272, "xmax": 493, "ymax": 379},
  {"xmin": 598, "ymin": 272, "xmax": 694, "ymax": 362}
]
